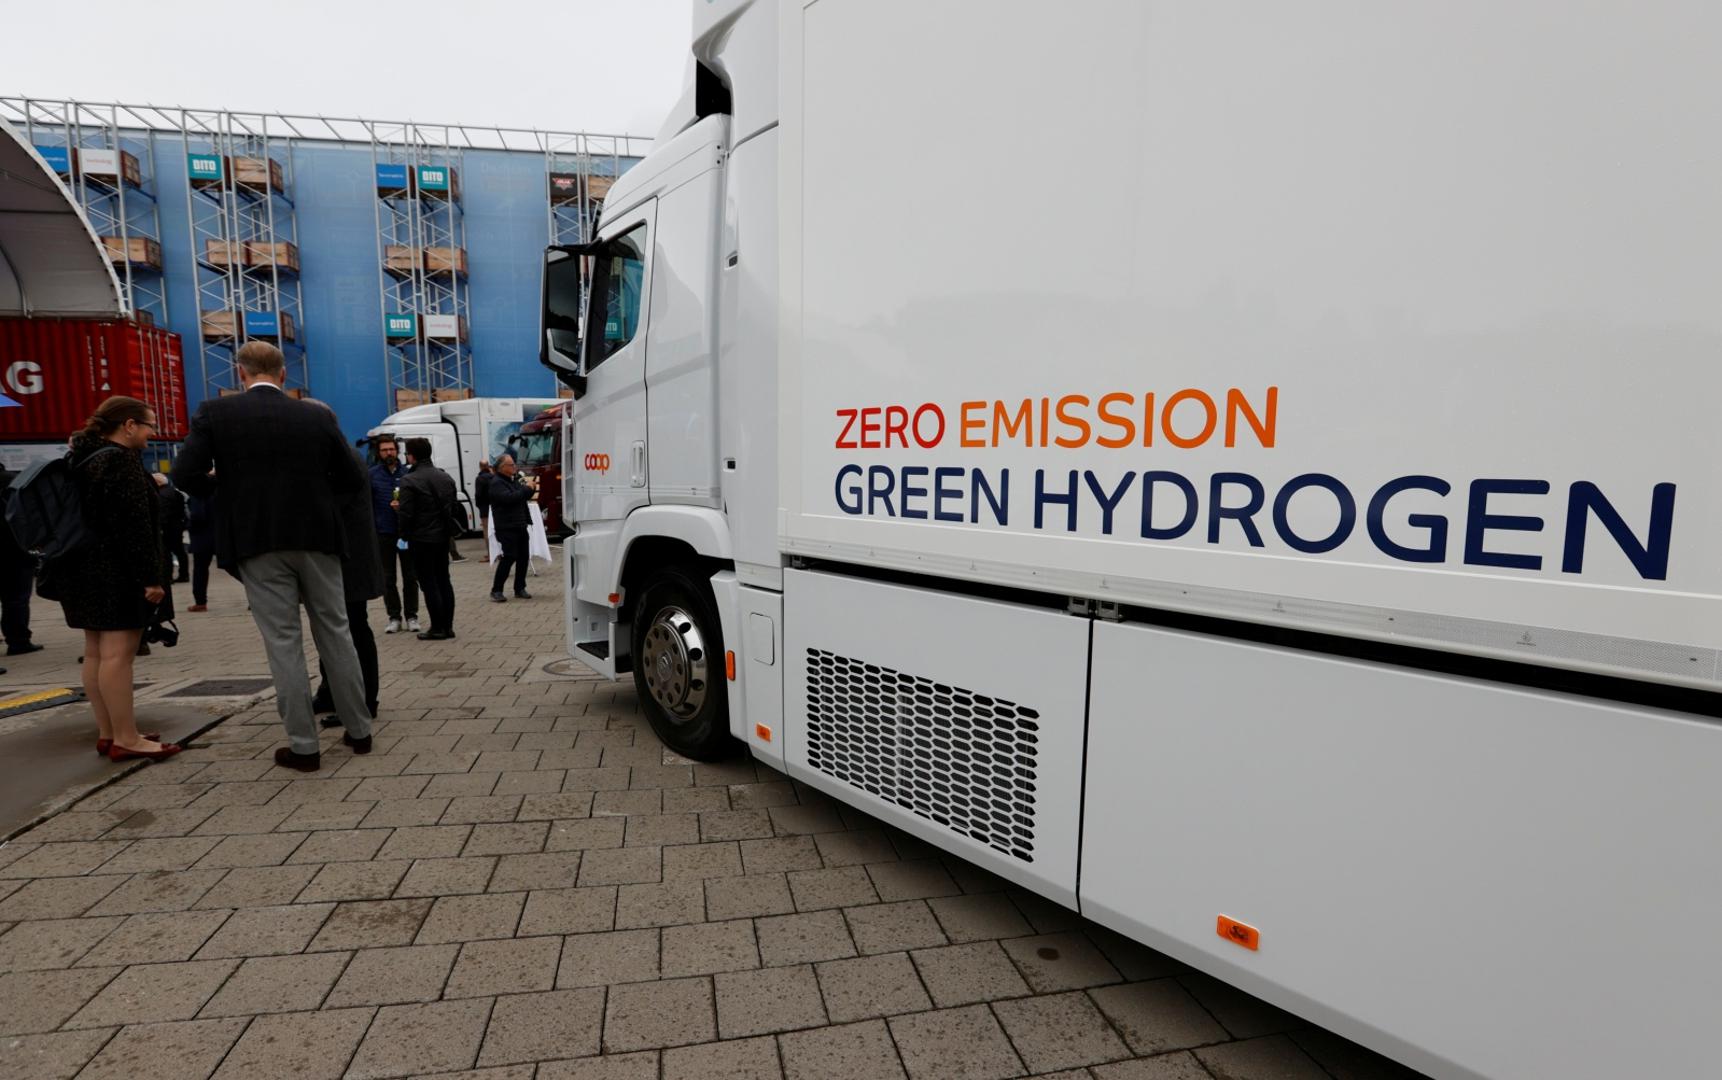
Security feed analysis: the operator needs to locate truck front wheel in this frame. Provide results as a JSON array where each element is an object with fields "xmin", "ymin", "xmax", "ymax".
[{"xmin": 630, "ymin": 568, "xmax": 732, "ymax": 760}]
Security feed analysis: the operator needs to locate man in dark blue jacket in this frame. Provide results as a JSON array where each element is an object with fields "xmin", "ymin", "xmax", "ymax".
[{"xmin": 370, "ymin": 437, "xmax": 419, "ymax": 634}]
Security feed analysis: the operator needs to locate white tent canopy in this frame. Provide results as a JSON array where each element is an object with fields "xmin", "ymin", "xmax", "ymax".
[{"xmin": 0, "ymin": 118, "xmax": 123, "ymax": 317}]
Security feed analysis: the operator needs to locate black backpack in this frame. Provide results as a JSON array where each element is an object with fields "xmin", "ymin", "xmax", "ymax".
[{"xmin": 4, "ymin": 446, "xmax": 120, "ymax": 560}]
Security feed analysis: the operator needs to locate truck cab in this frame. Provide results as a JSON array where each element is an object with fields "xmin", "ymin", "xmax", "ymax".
[
  {"xmin": 540, "ymin": 1, "xmax": 778, "ymax": 758},
  {"xmin": 508, "ymin": 401, "xmax": 570, "ymax": 538}
]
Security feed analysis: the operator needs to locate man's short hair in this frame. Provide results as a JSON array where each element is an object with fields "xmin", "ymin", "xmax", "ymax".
[
  {"xmin": 405, "ymin": 437, "xmax": 433, "ymax": 461},
  {"xmin": 236, "ymin": 341, "xmax": 286, "ymax": 379},
  {"xmin": 376, "ymin": 437, "xmax": 398, "ymax": 452}
]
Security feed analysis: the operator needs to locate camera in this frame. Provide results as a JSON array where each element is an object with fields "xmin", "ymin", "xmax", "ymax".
[{"xmin": 144, "ymin": 615, "xmax": 180, "ymax": 648}]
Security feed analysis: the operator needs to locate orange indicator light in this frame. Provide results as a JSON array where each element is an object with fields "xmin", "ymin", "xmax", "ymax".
[
  {"xmin": 725, "ymin": 651, "xmax": 736, "ymax": 680},
  {"xmin": 754, "ymin": 724, "xmax": 772, "ymax": 742},
  {"xmin": 1217, "ymin": 915, "xmax": 1259, "ymax": 951}
]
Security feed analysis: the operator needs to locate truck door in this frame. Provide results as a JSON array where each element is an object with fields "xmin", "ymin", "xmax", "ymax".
[{"xmin": 571, "ymin": 202, "xmax": 655, "ymax": 526}]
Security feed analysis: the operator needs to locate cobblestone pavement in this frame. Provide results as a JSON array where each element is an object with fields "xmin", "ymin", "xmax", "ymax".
[{"xmin": 0, "ymin": 546, "xmax": 1426, "ymax": 1079}]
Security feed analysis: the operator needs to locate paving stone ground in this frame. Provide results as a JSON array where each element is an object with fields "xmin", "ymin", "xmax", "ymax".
[{"xmin": 0, "ymin": 546, "xmax": 1428, "ymax": 1079}]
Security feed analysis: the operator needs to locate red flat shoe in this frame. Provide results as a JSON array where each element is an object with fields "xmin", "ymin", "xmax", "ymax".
[
  {"xmin": 107, "ymin": 742, "xmax": 183, "ymax": 762},
  {"xmin": 96, "ymin": 734, "xmax": 160, "ymax": 756}
]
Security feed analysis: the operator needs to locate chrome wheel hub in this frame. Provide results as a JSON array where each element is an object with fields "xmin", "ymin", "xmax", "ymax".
[{"xmin": 640, "ymin": 606, "xmax": 708, "ymax": 721}]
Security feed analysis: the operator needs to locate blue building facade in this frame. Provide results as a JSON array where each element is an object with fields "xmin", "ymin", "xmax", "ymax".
[
  {"xmin": 138, "ymin": 138, "xmax": 633, "ymax": 442},
  {"xmin": 3, "ymin": 100, "xmax": 641, "ymax": 447}
]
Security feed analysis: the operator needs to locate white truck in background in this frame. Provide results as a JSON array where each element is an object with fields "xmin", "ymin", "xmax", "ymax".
[
  {"xmin": 364, "ymin": 396, "xmax": 560, "ymax": 525},
  {"xmin": 539, "ymin": 4, "xmax": 1722, "ymax": 1077}
]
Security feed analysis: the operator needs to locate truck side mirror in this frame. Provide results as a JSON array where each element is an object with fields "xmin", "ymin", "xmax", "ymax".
[{"xmin": 541, "ymin": 245, "xmax": 590, "ymax": 397}]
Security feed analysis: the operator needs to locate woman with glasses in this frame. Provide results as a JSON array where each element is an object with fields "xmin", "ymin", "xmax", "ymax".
[{"xmin": 59, "ymin": 396, "xmax": 182, "ymax": 762}]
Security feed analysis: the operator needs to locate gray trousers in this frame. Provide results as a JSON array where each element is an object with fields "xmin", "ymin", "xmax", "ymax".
[{"xmin": 239, "ymin": 550, "xmax": 373, "ymax": 755}]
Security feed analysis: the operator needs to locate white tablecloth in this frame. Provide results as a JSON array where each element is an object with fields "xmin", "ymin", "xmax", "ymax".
[{"xmin": 487, "ymin": 502, "xmax": 553, "ymax": 567}]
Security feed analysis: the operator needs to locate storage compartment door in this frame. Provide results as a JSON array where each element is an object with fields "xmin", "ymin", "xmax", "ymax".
[
  {"xmin": 784, "ymin": 569, "xmax": 1088, "ymax": 905},
  {"xmin": 1081, "ymin": 621, "xmax": 1722, "ymax": 1080}
]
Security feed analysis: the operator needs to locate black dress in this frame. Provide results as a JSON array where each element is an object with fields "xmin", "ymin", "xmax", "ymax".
[{"xmin": 58, "ymin": 439, "xmax": 170, "ymax": 631}]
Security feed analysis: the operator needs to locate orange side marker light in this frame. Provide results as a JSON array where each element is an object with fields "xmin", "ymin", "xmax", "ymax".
[
  {"xmin": 725, "ymin": 651, "xmax": 736, "ymax": 681},
  {"xmin": 754, "ymin": 724, "xmax": 772, "ymax": 742},
  {"xmin": 607, "ymin": 592, "xmax": 621, "ymax": 605},
  {"xmin": 1217, "ymin": 915, "xmax": 1259, "ymax": 951}
]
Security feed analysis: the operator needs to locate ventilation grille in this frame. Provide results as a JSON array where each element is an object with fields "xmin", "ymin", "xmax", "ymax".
[{"xmin": 804, "ymin": 648, "xmax": 1041, "ymax": 862}]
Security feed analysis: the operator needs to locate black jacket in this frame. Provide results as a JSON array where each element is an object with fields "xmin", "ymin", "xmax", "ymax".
[
  {"xmin": 0, "ymin": 467, "xmax": 26, "ymax": 567},
  {"xmin": 474, "ymin": 471, "xmax": 494, "ymax": 517},
  {"xmin": 158, "ymin": 483, "xmax": 187, "ymax": 535},
  {"xmin": 486, "ymin": 472, "xmax": 533, "ymax": 530},
  {"xmin": 187, "ymin": 492, "xmax": 218, "ymax": 556},
  {"xmin": 396, "ymin": 461, "xmax": 457, "ymax": 544},
  {"xmin": 337, "ymin": 449, "xmax": 384, "ymax": 603},
  {"xmin": 173, "ymin": 385, "xmax": 364, "ymax": 566}
]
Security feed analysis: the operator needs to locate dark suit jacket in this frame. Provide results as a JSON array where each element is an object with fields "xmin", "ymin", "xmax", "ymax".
[
  {"xmin": 338, "ymin": 449, "xmax": 384, "ymax": 604},
  {"xmin": 173, "ymin": 385, "xmax": 364, "ymax": 566}
]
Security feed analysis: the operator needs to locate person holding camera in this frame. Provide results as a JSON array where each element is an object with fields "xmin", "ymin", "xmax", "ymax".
[
  {"xmin": 57, "ymin": 397, "xmax": 181, "ymax": 762},
  {"xmin": 486, "ymin": 453, "xmax": 534, "ymax": 602}
]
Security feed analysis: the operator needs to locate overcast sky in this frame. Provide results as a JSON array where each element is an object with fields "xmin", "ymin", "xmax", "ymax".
[{"xmin": 5, "ymin": 0, "xmax": 691, "ymax": 140}]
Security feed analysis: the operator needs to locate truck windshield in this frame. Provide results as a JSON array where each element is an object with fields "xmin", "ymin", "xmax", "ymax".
[{"xmin": 515, "ymin": 430, "xmax": 557, "ymax": 468}]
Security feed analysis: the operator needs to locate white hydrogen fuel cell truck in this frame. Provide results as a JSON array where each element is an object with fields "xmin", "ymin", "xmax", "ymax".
[{"xmin": 539, "ymin": 3, "xmax": 1721, "ymax": 1078}]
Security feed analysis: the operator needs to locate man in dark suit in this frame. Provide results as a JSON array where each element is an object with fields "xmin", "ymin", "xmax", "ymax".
[
  {"xmin": 395, "ymin": 438, "xmax": 459, "ymax": 640},
  {"xmin": 174, "ymin": 342, "xmax": 372, "ymax": 772}
]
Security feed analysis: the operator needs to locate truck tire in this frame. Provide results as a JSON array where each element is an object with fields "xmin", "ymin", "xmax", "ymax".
[{"xmin": 630, "ymin": 568, "xmax": 733, "ymax": 761}]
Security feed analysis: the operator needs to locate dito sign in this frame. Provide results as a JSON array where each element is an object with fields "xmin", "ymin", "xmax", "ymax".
[
  {"xmin": 187, "ymin": 154, "xmax": 224, "ymax": 183},
  {"xmin": 385, "ymin": 314, "xmax": 418, "ymax": 339}
]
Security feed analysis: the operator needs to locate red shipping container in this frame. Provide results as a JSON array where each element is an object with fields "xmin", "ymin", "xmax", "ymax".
[{"xmin": 0, "ymin": 318, "xmax": 190, "ymax": 444}]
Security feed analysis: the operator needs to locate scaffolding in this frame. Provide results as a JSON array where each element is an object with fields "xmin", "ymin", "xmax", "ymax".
[
  {"xmin": 0, "ymin": 98, "xmax": 168, "ymax": 323},
  {"xmin": 545, "ymin": 132, "xmax": 633, "ymax": 247},
  {"xmin": 178, "ymin": 108, "xmax": 308, "ymax": 399},
  {"xmin": 370, "ymin": 122, "xmax": 471, "ymax": 413},
  {"xmin": 2, "ymin": 96, "xmax": 650, "ymax": 415}
]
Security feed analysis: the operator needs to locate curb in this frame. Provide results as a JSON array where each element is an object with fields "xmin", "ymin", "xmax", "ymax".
[{"xmin": 0, "ymin": 690, "xmax": 270, "ymax": 844}]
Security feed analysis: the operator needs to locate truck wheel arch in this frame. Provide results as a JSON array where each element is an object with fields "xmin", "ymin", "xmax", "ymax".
[{"xmin": 616, "ymin": 505, "xmax": 735, "ymax": 609}]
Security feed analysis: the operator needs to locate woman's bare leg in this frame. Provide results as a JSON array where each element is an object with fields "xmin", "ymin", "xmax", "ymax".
[
  {"xmin": 83, "ymin": 630, "xmax": 112, "ymax": 741},
  {"xmin": 100, "ymin": 630, "xmax": 161, "ymax": 752}
]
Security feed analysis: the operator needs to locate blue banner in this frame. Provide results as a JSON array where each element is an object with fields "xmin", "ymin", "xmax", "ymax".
[
  {"xmin": 33, "ymin": 145, "xmax": 71, "ymax": 174},
  {"xmin": 375, "ymin": 163, "xmax": 410, "ymax": 192}
]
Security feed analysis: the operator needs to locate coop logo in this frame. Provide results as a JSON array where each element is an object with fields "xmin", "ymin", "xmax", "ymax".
[
  {"xmin": 3, "ymin": 361, "xmax": 44, "ymax": 396},
  {"xmin": 583, "ymin": 453, "xmax": 611, "ymax": 474}
]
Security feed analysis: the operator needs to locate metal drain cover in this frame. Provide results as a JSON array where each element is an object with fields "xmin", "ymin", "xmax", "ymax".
[
  {"xmin": 543, "ymin": 658, "xmax": 599, "ymax": 679},
  {"xmin": 167, "ymin": 678, "xmax": 275, "ymax": 697}
]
